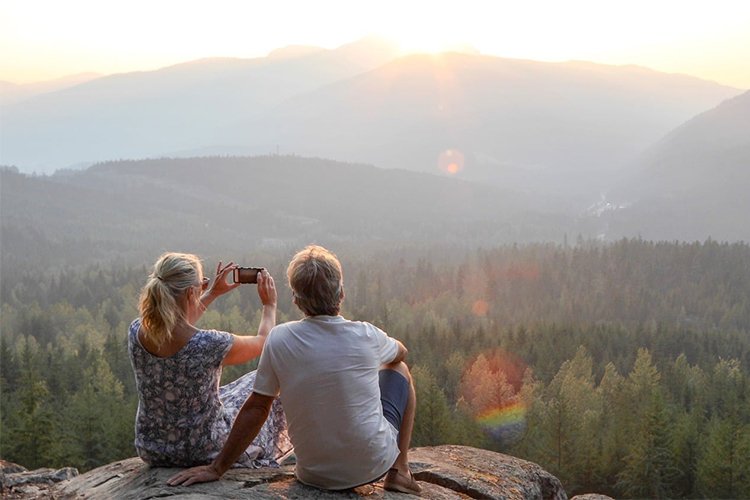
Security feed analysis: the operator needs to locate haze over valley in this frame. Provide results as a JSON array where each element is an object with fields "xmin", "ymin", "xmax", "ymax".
[{"xmin": 1, "ymin": 38, "xmax": 748, "ymax": 256}]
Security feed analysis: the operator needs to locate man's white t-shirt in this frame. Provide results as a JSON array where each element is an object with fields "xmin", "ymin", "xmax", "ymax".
[{"xmin": 253, "ymin": 315, "xmax": 400, "ymax": 490}]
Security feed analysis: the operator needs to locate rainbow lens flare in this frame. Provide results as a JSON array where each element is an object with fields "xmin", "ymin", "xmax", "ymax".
[
  {"xmin": 459, "ymin": 349, "xmax": 529, "ymax": 445},
  {"xmin": 476, "ymin": 401, "xmax": 527, "ymax": 443}
]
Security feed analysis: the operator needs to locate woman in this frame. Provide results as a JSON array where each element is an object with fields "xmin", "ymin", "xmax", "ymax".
[{"xmin": 128, "ymin": 252, "xmax": 291, "ymax": 467}]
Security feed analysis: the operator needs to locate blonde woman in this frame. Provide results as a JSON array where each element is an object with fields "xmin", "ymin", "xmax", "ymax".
[{"xmin": 128, "ymin": 252, "xmax": 290, "ymax": 467}]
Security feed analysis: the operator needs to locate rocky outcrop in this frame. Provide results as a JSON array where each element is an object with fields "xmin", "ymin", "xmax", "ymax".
[
  {"xmin": 409, "ymin": 446, "xmax": 566, "ymax": 500},
  {"xmin": 0, "ymin": 460, "xmax": 78, "ymax": 499},
  {"xmin": 48, "ymin": 445, "xmax": 567, "ymax": 499},
  {"xmin": 5, "ymin": 445, "xmax": 573, "ymax": 499}
]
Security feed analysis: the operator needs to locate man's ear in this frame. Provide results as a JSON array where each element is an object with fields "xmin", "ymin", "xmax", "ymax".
[{"xmin": 340, "ymin": 286, "xmax": 345, "ymax": 303}]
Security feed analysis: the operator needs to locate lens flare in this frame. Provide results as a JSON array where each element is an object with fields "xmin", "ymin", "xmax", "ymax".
[
  {"xmin": 471, "ymin": 299, "xmax": 489, "ymax": 316},
  {"xmin": 438, "ymin": 149, "xmax": 464, "ymax": 175},
  {"xmin": 459, "ymin": 349, "xmax": 528, "ymax": 445},
  {"xmin": 477, "ymin": 401, "xmax": 527, "ymax": 443}
]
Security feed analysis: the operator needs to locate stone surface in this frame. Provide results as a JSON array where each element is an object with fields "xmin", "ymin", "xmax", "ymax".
[
  {"xmin": 32, "ymin": 445, "xmax": 570, "ymax": 499},
  {"xmin": 569, "ymin": 495, "xmax": 615, "ymax": 500},
  {"xmin": 0, "ymin": 461, "xmax": 79, "ymax": 499},
  {"xmin": 409, "ymin": 445, "xmax": 567, "ymax": 500},
  {"xmin": 0, "ymin": 460, "xmax": 28, "ymax": 475}
]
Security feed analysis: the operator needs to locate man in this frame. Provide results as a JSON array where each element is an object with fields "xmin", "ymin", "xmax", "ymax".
[{"xmin": 168, "ymin": 245, "xmax": 421, "ymax": 495}]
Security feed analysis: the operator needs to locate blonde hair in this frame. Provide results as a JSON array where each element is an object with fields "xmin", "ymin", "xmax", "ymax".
[
  {"xmin": 287, "ymin": 245, "xmax": 343, "ymax": 316},
  {"xmin": 139, "ymin": 252, "xmax": 202, "ymax": 347}
]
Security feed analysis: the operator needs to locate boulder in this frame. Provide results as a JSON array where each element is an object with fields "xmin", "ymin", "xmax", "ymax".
[
  {"xmin": 50, "ymin": 445, "xmax": 567, "ymax": 499},
  {"xmin": 43, "ymin": 445, "xmax": 567, "ymax": 499},
  {"xmin": 1, "ymin": 461, "xmax": 78, "ymax": 499}
]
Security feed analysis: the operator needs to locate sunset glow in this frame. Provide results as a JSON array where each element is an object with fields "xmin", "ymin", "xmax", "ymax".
[{"xmin": 1, "ymin": 0, "xmax": 748, "ymax": 88}]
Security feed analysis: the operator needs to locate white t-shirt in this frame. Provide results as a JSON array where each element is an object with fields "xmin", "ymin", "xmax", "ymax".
[{"xmin": 253, "ymin": 315, "xmax": 400, "ymax": 490}]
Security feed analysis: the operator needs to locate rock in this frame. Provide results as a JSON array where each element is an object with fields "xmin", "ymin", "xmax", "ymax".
[
  {"xmin": 0, "ymin": 460, "xmax": 28, "ymax": 475},
  {"xmin": 1, "ymin": 461, "xmax": 78, "ymax": 499},
  {"xmin": 569, "ymin": 495, "xmax": 615, "ymax": 500},
  {"xmin": 45, "ymin": 445, "xmax": 569, "ymax": 499},
  {"xmin": 409, "ymin": 446, "xmax": 567, "ymax": 500}
]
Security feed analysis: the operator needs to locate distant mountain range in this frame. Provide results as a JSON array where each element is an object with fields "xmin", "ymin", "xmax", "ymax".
[
  {"xmin": 1, "ymin": 38, "xmax": 741, "ymax": 202},
  {"xmin": 0, "ymin": 37, "xmax": 402, "ymax": 173},
  {"xmin": 1, "ymin": 38, "xmax": 748, "ymax": 249}
]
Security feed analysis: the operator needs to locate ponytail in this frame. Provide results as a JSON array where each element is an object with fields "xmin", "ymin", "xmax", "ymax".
[{"xmin": 138, "ymin": 252, "xmax": 202, "ymax": 347}]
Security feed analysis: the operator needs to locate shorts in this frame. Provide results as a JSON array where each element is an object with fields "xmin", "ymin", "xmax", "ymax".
[{"xmin": 379, "ymin": 369, "xmax": 409, "ymax": 434}]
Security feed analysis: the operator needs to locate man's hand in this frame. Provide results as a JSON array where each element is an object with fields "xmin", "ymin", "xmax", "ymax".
[{"xmin": 167, "ymin": 464, "xmax": 221, "ymax": 487}]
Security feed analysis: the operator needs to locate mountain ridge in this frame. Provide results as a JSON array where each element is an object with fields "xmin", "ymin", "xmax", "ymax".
[{"xmin": 1, "ymin": 38, "xmax": 740, "ymax": 179}]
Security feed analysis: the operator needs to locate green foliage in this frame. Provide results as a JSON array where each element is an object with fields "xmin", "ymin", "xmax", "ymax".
[
  {"xmin": 411, "ymin": 365, "xmax": 455, "ymax": 446},
  {"xmin": 695, "ymin": 417, "xmax": 750, "ymax": 498},
  {"xmin": 1, "ymin": 237, "xmax": 749, "ymax": 500},
  {"xmin": 617, "ymin": 392, "xmax": 679, "ymax": 498}
]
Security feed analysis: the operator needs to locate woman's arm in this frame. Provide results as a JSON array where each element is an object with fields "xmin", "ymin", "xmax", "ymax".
[
  {"xmin": 195, "ymin": 261, "xmax": 240, "ymax": 323},
  {"xmin": 222, "ymin": 270, "xmax": 277, "ymax": 366}
]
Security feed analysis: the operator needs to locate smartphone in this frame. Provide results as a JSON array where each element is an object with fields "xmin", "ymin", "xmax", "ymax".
[{"xmin": 233, "ymin": 267, "xmax": 264, "ymax": 284}]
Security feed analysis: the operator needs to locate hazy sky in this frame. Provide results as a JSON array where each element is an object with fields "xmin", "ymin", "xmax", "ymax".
[{"xmin": 2, "ymin": 0, "xmax": 749, "ymax": 88}]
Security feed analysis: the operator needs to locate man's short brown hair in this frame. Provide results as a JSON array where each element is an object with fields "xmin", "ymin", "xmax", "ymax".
[{"xmin": 287, "ymin": 245, "xmax": 343, "ymax": 316}]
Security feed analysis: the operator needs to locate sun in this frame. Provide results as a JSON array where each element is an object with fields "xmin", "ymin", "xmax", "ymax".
[
  {"xmin": 395, "ymin": 35, "xmax": 454, "ymax": 55},
  {"xmin": 380, "ymin": 24, "xmax": 470, "ymax": 55}
]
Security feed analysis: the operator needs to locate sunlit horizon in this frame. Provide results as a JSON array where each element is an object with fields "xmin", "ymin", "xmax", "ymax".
[{"xmin": 1, "ymin": 0, "xmax": 749, "ymax": 89}]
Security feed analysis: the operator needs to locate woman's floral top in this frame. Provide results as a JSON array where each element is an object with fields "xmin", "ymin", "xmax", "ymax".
[{"xmin": 128, "ymin": 319, "xmax": 291, "ymax": 467}]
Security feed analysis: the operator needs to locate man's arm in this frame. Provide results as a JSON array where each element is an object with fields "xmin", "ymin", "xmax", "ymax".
[
  {"xmin": 167, "ymin": 392, "xmax": 275, "ymax": 486},
  {"xmin": 390, "ymin": 339, "xmax": 408, "ymax": 365}
]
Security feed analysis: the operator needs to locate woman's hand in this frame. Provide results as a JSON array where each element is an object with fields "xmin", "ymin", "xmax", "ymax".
[
  {"xmin": 205, "ymin": 261, "xmax": 240, "ymax": 300},
  {"xmin": 256, "ymin": 269, "xmax": 277, "ymax": 307}
]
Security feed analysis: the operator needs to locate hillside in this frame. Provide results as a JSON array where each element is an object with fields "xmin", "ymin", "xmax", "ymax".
[
  {"xmin": 1, "ymin": 156, "xmax": 569, "ymax": 272},
  {"xmin": 602, "ymin": 90, "xmax": 750, "ymax": 241}
]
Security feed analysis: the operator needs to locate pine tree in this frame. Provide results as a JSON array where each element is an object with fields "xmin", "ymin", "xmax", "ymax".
[
  {"xmin": 7, "ymin": 336, "xmax": 55, "ymax": 468},
  {"xmin": 539, "ymin": 346, "xmax": 600, "ymax": 493},
  {"xmin": 695, "ymin": 417, "xmax": 750, "ymax": 498},
  {"xmin": 412, "ymin": 365, "xmax": 454, "ymax": 446},
  {"xmin": 616, "ymin": 352, "xmax": 678, "ymax": 498},
  {"xmin": 595, "ymin": 362, "xmax": 627, "ymax": 495},
  {"xmin": 61, "ymin": 356, "xmax": 132, "ymax": 470}
]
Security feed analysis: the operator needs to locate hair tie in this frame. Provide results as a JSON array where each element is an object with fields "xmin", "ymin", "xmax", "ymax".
[{"xmin": 156, "ymin": 275, "xmax": 165, "ymax": 282}]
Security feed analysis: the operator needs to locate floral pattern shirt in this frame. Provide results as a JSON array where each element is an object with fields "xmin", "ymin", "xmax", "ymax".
[{"xmin": 128, "ymin": 319, "xmax": 291, "ymax": 467}]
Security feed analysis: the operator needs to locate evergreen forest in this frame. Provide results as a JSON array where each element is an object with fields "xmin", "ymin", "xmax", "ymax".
[{"xmin": 2, "ymin": 238, "xmax": 750, "ymax": 498}]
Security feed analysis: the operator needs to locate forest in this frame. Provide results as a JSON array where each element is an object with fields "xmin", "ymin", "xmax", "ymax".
[{"xmin": 1, "ymin": 238, "xmax": 749, "ymax": 498}]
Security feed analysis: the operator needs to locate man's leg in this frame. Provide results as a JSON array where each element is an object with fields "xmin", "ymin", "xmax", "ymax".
[{"xmin": 380, "ymin": 361, "xmax": 421, "ymax": 494}]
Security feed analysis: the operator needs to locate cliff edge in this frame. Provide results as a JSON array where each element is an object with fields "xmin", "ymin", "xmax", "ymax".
[{"xmin": 5, "ymin": 445, "xmax": 588, "ymax": 499}]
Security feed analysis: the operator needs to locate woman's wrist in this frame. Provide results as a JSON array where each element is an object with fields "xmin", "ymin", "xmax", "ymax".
[{"xmin": 200, "ymin": 293, "xmax": 216, "ymax": 309}]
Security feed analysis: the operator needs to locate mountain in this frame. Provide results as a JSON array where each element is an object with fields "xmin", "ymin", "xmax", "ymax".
[
  {"xmin": 0, "ymin": 156, "xmax": 571, "ymax": 271},
  {"xmin": 601, "ymin": 90, "xmax": 750, "ymax": 241},
  {"xmin": 1, "ymin": 40, "xmax": 739, "ymax": 191},
  {"xmin": 0, "ymin": 72, "xmax": 101, "ymax": 106},
  {"xmin": 0, "ymin": 37, "xmax": 401, "ymax": 172},
  {"xmin": 228, "ymin": 54, "xmax": 741, "ymax": 200}
]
